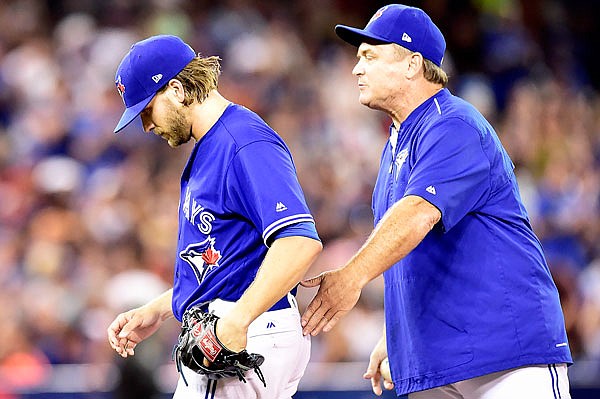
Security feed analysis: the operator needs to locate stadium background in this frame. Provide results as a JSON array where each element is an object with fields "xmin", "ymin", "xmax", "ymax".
[{"xmin": 0, "ymin": 0, "xmax": 599, "ymax": 398}]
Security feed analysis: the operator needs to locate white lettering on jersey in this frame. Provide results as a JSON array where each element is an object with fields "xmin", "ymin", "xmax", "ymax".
[
  {"xmin": 183, "ymin": 187, "xmax": 191, "ymax": 220},
  {"xmin": 198, "ymin": 212, "xmax": 215, "ymax": 234},
  {"xmin": 183, "ymin": 187, "xmax": 215, "ymax": 234},
  {"xmin": 191, "ymin": 199, "xmax": 204, "ymax": 222}
]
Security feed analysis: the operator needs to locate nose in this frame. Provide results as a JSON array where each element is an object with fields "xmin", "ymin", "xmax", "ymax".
[
  {"xmin": 141, "ymin": 115, "xmax": 155, "ymax": 133},
  {"xmin": 352, "ymin": 60, "xmax": 364, "ymax": 76}
]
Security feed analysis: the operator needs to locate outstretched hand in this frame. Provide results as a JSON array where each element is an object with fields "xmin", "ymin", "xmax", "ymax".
[
  {"xmin": 107, "ymin": 306, "xmax": 164, "ymax": 358},
  {"xmin": 300, "ymin": 268, "xmax": 362, "ymax": 336}
]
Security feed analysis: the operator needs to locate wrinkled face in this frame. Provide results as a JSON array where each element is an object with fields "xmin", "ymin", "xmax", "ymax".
[
  {"xmin": 140, "ymin": 92, "xmax": 191, "ymax": 148},
  {"xmin": 352, "ymin": 42, "xmax": 409, "ymax": 112}
]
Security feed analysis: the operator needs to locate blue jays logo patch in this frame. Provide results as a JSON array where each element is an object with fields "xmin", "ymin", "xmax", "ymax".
[
  {"xmin": 116, "ymin": 76, "xmax": 125, "ymax": 103},
  {"xmin": 179, "ymin": 236, "xmax": 222, "ymax": 284},
  {"xmin": 367, "ymin": 6, "xmax": 388, "ymax": 27},
  {"xmin": 394, "ymin": 148, "xmax": 409, "ymax": 181}
]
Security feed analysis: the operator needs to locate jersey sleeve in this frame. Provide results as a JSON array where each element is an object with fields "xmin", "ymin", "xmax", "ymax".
[
  {"xmin": 268, "ymin": 221, "xmax": 320, "ymax": 246},
  {"xmin": 404, "ymin": 118, "xmax": 491, "ymax": 232},
  {"xmin": 225, "ymin": 140, "xmax": 316, "ymax": 245}
]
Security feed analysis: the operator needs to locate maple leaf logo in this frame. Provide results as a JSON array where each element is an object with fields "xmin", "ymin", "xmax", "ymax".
[
  {"xmin": 115, "ymin": 76, "xmax": 126, "ymax": 104},
  {"xmin": 201, "ymin": 247, "xmax": 220, "ymax": 265},
  {"xmin": 179, "ymin": 237, "xmax": 223, "ymax": 284}
]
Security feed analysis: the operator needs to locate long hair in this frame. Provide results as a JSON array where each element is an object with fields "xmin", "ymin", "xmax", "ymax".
[
  {"xmin": 422, "ymin": 58, "xmax": 448, "ymax": 87},
  {"xmin": 159, "ymin": 55, "xmax": 222, "ymax": 105}
]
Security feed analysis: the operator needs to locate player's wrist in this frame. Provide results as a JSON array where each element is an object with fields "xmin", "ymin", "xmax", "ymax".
[
  {"xmin": 160, "ymin": 309, "xmax": 175, "ymax": 321},
  {"xmin": 223, "ymin": 306, "xmax": 253, "ymax": 331},
  {"xmin": 341, "ymin": 261, "xmax": 371, "ymax": 289},
  {"xmin": 143, "ymin": 298, "xmax": 174, "ymax": 322}
]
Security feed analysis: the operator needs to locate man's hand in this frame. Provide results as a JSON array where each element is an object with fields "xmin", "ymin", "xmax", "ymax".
[
  {"xmin": 214, "ymin": 312, "xmax": 249, "ymax": 353},
  {"xmin": 107, "ymin": 305, "xmax": 165, "ymax": 357},
  {"xmin": 107, "ymin": 289, "xmax": 173, "ymax": 357},
  {"xmin": 300, "ymin": 268, "xmax": 363, "ymax": 336},
  {"xmin": 363, "ymin": 335, "xmax": 394, "ymax": 396}
]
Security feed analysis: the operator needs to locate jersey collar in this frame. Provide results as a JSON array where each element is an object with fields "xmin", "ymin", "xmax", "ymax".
[{"xmin": 400, "ymin": 88, "xmax": 450, "ymax": 130}]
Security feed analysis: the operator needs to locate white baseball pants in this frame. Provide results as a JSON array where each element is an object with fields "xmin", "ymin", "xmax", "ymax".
[
  {"xmin": 409, "ymin": 363, "xmax": 570, "ymax": 399},
  {"xmin": 172, "ymin": 294, "xmax": 310, "ymax": 399}
]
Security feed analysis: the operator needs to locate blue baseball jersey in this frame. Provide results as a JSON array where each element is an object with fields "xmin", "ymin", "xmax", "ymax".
[
  {"xmin": 373, "ymin": 89, "xmax": 572, "ymax": 395},
  {"xmin": 172, "ymin": 104, "xmax": 318, "ymax": 321}
]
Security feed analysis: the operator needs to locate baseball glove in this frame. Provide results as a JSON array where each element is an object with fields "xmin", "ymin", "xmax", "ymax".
[{"xmin": 172, "ymin": 307, "xmax": 266, "ymax": 387}]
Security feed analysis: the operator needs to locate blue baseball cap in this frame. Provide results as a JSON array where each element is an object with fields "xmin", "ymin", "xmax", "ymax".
[
  {"xmin": 113, "ymin": 35, "xmax": 196, "ymax": 133},
  {"xmin": 335, "ymin": 4, "xmax": 446, "ymax": 67}
]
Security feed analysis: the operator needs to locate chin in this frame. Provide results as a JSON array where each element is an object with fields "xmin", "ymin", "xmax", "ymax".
[
  {"xmin": 168, "ymin": 135, "xmax": 191, "ymax": 148},
  {"xmin": 359, "ymin": 96, "xmax": 373, "ymax": 108},
  {"xmin": 168, "ymin": 138, "xmax": 183, "ymax": 148}
]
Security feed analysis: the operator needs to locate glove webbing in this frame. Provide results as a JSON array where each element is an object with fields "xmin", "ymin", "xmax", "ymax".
[{"xmin": 172, "ymin": 341, "xmax": 267, "ymax": 387}]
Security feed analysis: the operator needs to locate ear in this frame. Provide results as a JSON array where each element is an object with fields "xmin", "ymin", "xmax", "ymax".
[
  {"xmin": 166, "ymin": 79, "xmax": 186, "ymax": 103},
  {"xmin": 406, "ymin": 53, "xmax": 424, "ymax": 79}
]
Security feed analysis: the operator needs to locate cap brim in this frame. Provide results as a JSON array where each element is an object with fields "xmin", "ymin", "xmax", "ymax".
[
  {"xmin": 335, "ymin": 24, "xmax": 390, "ymax": 47},
  {"xmin": 113, "ymin": 94, "xmax": 155, "ymax": 133}
]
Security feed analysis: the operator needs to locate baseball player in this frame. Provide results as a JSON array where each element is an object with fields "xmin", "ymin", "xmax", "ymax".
[
  {"xmin": 106, "ymin": 35, "xmax": 322, "ymax": 399},
  {"xmin": 300, "ymin": 4, "xmax": 573, "ymax": 399}
]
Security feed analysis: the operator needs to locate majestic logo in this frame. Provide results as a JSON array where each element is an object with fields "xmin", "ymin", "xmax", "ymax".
[
  {"xmin": 152, "ymin": 73, "xmax": 163, "ymax": 83},
  {"xmin": 275, "ymin": 202, "xmax": 287, "ymax": 212},
  {"xmin": 367, "ymin": 6, "xmax": 388, "ymax": 27},
  {"xmin": 402, "ymin": 33, "xmax": 412, "ymax": 43},
  {"xmin": 426, "ymin": 185, "xmax": 437, "ymax": 195},
  {"xmin": 179, "ymin": 236, "xmax": 222, "ymax": 284},
  {"xmin": 115, "ymin": 76, "xmax": 125, "ymax": 103}
]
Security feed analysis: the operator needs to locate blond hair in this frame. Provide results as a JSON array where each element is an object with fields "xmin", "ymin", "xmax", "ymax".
[
  {"xmin": 159, "ymin": 55, "xmax": 222, "ymax": 105},
  {"xmin": 394, "ymin": 45, "xmax": 448, "ymax": 87}
]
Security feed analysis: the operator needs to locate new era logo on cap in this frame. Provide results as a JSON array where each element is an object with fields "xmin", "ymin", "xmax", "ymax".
[
  {"xmin": 402, "ymin": 33, "xmax": 412, "ymax": 43},
  {"xmin": 113, "ymin": 35, "xmax": 196, "ymax": 133}
]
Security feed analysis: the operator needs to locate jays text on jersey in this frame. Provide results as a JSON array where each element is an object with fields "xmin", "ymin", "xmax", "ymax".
[
  {"xmin": 172, "ymin": 103, "xmax": 317, "ymax": 320},
  {"xmin": 372, "ymin": 88, "xmax": 572, "ymax": 395}
]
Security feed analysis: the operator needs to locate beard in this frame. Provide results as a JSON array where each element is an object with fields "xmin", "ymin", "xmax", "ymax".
[{"xmin": 155, "ymin": 102, "xmax": 192, "ymax": 147}]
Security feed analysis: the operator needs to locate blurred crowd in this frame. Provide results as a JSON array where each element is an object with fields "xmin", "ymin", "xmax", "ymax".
[{"xmin": 0, "ymin": 0, "xmax": 599, "ymax": 396}]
